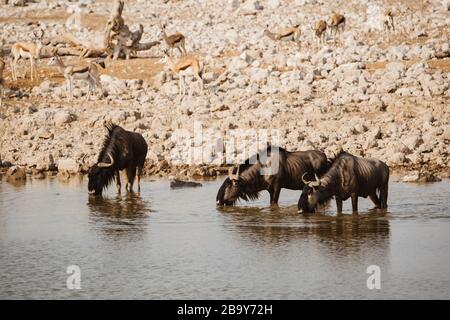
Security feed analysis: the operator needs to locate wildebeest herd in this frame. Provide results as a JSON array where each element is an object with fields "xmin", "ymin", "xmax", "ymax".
[{"xmin": 89, "ymin": 123, "xmax": 389, "ymax": 214}]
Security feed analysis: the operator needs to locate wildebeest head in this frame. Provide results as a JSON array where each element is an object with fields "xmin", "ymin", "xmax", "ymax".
[
  {"xmin": 88, "ymin": 153, "xmax": 115, "ymax": 196},
  {"xmin": 298, "ymin": 173, "xmax": 325, "ymax": 213},
  {"xmin": 216, "ymin": 166, "xmax": 243, "ymax": 206}
]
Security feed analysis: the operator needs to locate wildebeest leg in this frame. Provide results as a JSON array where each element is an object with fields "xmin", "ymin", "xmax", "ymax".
[
  {"xmin": 126, "ymin": 166, "xmax": 136, "ymax": 192},
  {"xmin": 336, "ymin": 197, "xmax": 343, "ymax": 214},
  {"xmin": 116, "ymin": 170, "xmax": 121, "ymax": 193},
  {"xmin": 369, "ymin": 193, "xmax": 381, "ymax": 209},
  {"xmin": 351, "ymin": 193, "xmax": 358, "ymax": 213},
  {"xmin": 136, "ymin": 165, "xmax": 143, "ymax": 192},
  {"xmin": 271, "ymin": 185, "xmax": 281, "ymax": 206},
  {"xmin": 380, "ymin": 185, "xmax": 388, "ymax": 209},
  {"xmin": 269, "ymin": 189, "xmax": 274, "ymax": 205}
]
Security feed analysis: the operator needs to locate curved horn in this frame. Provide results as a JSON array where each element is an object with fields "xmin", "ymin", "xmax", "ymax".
[
  {"xmin": 301, "ymin": 173, "xmax": 309, "ymax": 185},
  {"xmin": 228, "ymin": 165, "xmax": 240, "ymax": 180},
  {"xmin": 309, "ymin": 174, "xmax": 321, "ymax": 187},
  {"xmin": 97, "ymin": 153, "xmax": 114, "ymax": 168}
]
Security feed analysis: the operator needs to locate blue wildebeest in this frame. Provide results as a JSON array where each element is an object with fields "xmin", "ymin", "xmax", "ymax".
[
  {"xmin": 88, "ymin": 123, "xmax": 148, "ymax": 195},
  {"xmin": 216, "ymin": 146, "xmax": 329, "ymax": 206},
  {"xmin": 298, "ymin": 151, "xmax": 389, "ymax": 214}
]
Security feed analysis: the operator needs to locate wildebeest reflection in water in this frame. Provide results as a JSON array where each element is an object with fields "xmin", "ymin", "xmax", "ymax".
[
  {"xmin": 219, "ymin": 207, "xmax": 390, "ymax": 251},
  {"xmin": 87, "ymin": 192, "xmax": 151, "ymax": 237}
]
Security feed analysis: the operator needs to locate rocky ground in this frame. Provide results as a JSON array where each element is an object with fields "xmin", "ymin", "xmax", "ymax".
[{"xmin": 0, "ymin": 0, "xmax": 449, "ymax": 183}]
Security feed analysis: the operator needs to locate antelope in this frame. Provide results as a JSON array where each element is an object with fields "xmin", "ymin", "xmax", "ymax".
[
  {"xmin": 328, "ymin": 13, "xmax": 346, "ymax": 43},
  {"xmin": 47, "ymin": 55, "xmax": 105, "ymax": 101},
  {"xmin": 263, "ymin": 24, "xmax": 301, "ymax": 49},
  {"xmin": 381, "ymin": 9, "xmax": 395, "ymax": 32},
  {"xmin": 159, "ymin": 23, "xmax": 186, "ymax": 57},
  {"xmin": 162, "ymin": 49, "xmax": 203, "ymax": 96},
  {"xmin": 0, "ymin": 57, "xmax": 5, "ymax": 108},
  {"xmin": 311, "ymin": 20, "xmax": 327, "ymax": 47},
  {"xmin": 11, "ymin": 29, "xmax": 44, "ymax": 81}
]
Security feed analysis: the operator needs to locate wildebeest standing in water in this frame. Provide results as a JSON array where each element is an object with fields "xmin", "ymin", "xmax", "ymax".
[
  {"xmin": 298, "ymin": 151, "xmax": 389, "ymax": 214},
  {"xmin": 216, "ymin": 146, "xmax": 329, "ymax": 206},
  {"xmin": 88, "ymin": 123, "xmax": 148, "ymax": 195}
]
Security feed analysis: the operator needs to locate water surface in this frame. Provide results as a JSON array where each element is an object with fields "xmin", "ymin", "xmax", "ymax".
[{"xmin": 0, "ymin": 177, "xmax": 449, "ymax": 299}]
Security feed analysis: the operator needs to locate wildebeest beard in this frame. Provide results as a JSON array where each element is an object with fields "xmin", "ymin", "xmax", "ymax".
[
  {"xmin": 216, "ymin": 163, "xmax": 263, "ymax": 206},
  {"xmin": 88, "ymin": 164, "xmax": 115, "ymax": 195},
  {"xmin": 298, "ymin": 183, "xmax": 334, "ymax": 213}
]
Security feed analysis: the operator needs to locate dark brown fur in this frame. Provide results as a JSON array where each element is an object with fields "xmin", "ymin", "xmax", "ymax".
[
  {"xmin": 88, "ymin": 123, "xmax": 148, "ymax": 195},
  {"xmin": 298, "ymin": 151, "xmax": 389, "ymax": 213},
  {"xmin": 216, "ymin": 146, "xmax": 329, "ymax": 206}
]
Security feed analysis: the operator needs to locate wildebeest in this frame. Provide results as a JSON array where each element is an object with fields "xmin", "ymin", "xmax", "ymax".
[
  {"xmin": 88, "ymin": 123, "xmax": 148, "ymax": 195},
  {"xmin": 216, "ymin": 146, "xmax": 329, "ymax": 206},
  {"xmin": 298, "ymin": 151, "xmax": 389, "ymax": 214}
]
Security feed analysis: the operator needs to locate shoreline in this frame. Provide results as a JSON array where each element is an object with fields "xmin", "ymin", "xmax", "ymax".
[{"xmin": 1, "ymin": 161, "xmax": 448, "ymax": 184}]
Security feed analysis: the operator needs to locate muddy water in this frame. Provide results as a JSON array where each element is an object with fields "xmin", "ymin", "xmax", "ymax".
[{"xmin": 0, "ymin": 177, "xmax": 449, "ymax": 299}]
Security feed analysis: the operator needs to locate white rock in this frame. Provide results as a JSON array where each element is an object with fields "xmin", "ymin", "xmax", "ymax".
[
  {"xmin": 6, "ymin": 166, "xmax": 26, "ymax": 181},
  {"xmin": 402, "ymin": 171, "xmax": 420, "ymax": 183},
  {"xmin": 249, "ymin": 68, "xmax": 269, "ymax": 83},
  {"xmin": 57, "ymin": 159, "xmax": 80, "ymax": 174},
  {"xmin": 267, "ymin": 0, "xmax": 280, "ymax": 9},
  {"xmin": 54, "ymin": 110, "xmax": 75, "ymax": 126}
]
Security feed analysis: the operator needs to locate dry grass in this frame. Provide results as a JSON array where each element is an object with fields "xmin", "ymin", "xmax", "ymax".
[{"xmin": 0, "ymin": 10, "xmax": 69, "ymax": 24}]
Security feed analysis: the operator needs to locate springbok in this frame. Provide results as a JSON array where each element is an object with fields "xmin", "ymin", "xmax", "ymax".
[
  {"xmin": 311, "ymin": 20, "xmax": 327, "ymax": 47},
  {"xmin": 162, "ymin": 49, "xmax": 203, "ymax": 96},
  {"xmin": 263, "ymin": 24, "xmax": 301, "ymax": 49},
  {"xmin": 329, "ymin": 13, "xmax": 346, "ymax": 43},
  {"xmin": 0, "ymin": 57, "xmax": 5, "ymax": 108},
  {"xmin": 159, "ymin": 23, "xmax": 186, "ymax": 57},
  {"xmin": 11, "ymin": 29, "xmax": 45, "ymax": 81},
  {"xmin": 47, "ymin": 55, "xmax": 105, "ymax": 101},
  {"xmin": 381, "ymin": 9, "xmax": 395, "ymax": 32}
]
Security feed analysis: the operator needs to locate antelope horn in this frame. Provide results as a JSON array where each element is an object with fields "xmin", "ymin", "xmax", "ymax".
[{"xmin": 97, "ymin": 153, "xmax": 114, "ymax": 168}]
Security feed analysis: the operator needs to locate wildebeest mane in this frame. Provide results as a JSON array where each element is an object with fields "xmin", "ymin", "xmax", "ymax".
[
  {"xmin": 95, "ymin": 123, "xmax": 121, "ymax": 191},
  {"xmin": 232, "ymin": 161, "xmax": 261, "ymax": 202},
  {"xmin": 312, "ymin": 151, "xmax": 351, "ymax": 205},
  {"xmin": 232, "ymin": 146, "xmax": 288, "ymax": 202},
  {"xmin": 327, "ymin": 149, "xmax": 347, "ymax": 165}
]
